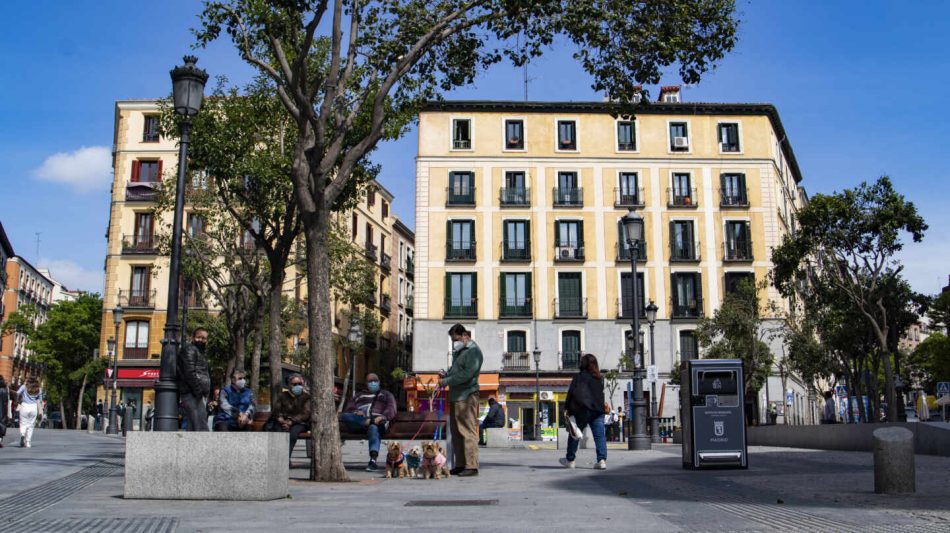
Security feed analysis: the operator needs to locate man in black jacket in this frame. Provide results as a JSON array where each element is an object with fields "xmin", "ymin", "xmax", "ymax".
[
  {"xmin": 478, "ymin": 397, "xmax": 505, "ymax": 445},
  {"xmin": 177, "ymin": 327, "xmax": 212, "ymax": 431}
]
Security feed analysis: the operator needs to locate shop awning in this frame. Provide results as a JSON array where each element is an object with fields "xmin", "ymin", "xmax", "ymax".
[{"xmin": 404, "ymin": 373, "xmax": 499, "ymax": 391}]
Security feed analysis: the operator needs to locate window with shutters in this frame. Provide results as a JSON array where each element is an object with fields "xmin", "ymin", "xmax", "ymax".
[
  {"xmin": 679, "ymin": 330, "xmax": 698, "ymax": 361},
  {"xmin": 506, "ymin": 331, "xmax": 527, "ymax": 353},
  {"xmin": 132, "ymin": 160, "xmax": 162, "ymax": 183},
  {"xmin": 557, "ymin": 120, "xmax": 577, "ymax": 150},
  {"xmin": 554, "ymin": 171, "xmax": 581, "ymax": 206},
  {"xmin": 382, "ymin": 200, "xmax": 389, "ymax": 218},
  {"xmin": 351, "ymin": 214, "xmax": 358, "ymax": 242},
  {"xmin": 452, "ymin": 118, "xmax": 472, "ymax": 149},
  {"xmin": 560, "ymin": 330, "xmax": 582, "ymax": 369},
  {"xmin": 615, "ymin": 172, "xmax": 641, "ymax": 207},
  {"xmin": 125, "ymin": 212, "xmax": 154, "ymax": 253},
  {"xmin": 124, "ymin": 320, "xmax": 150, "ymax": 359},
  {"xmin": 617, "ymin": 220, "xmax": 647, "ymax": 261},
  {"xmin": 669, "ymin": 173, "xmax": 695, "ymax": 207},
  {"xmin": 188, "ymin": 214, "xmax": 206, "ymax": 238},
  {"xmin": 556, "ymin": 273, "xmax": 585, "ymax": 318},
  {"xmin": 128, "ymin": 266, "xmax": 152, "ymax": 308},
  {"xmin": 500, "ymin": 272, "xmax": 532, "ymax": 317},
  {"xmin": 501, "ymin": 171, "xmax": 529, "ymax": 206},
  {"xmin": 554, "ymin": 220, "xmax": 584, "ymax": 261},
  {"xmin": 724, "ymin": 272, "xmax": 755, "ymax": 295},
  {"xmin": 669, "ymin": 122, "xmax": 689, "ymax": 152},
  {"xmin": 446, "ymin": 220, "xmax": 476, "ymax": 261},
  {"xmin": 502, "ymin": 220, "xmax": 530, "ymax": 261},
  {"xmin": 617, "ymin": 120, "xmax": 636, "ymax": 151},
  {"xmin": 619, "ymin": 272, "xmax": 646, "ymax": 318},
  {"xmin": 720, "ymin": 173, "xmax": 748, "ymax": 207},
  {"xmin": 143, "ymin": 115, "xmax": 160, "ymax": 142},
  {"xmin": 447, "ymin": 171, "xmax": 475, "ymax": 205},
  {"xmin": 444, "ymin": 273, "xmax": 476, "ymax": 318},
  {"xmin": 718, "ymin": 122, "xmax": 740, "ymax": 152},
  {"xmin": 367, "ymin": 188, "xmax": 376, "ymax": 207},
  {"xmin": 724, "ymin": 221, "xmax": 753, "ymax": 261},
  {"xmin": 670, "ymin": 220, "xmax": 698, "ymax": 262},
  {"xmin": 671, "ymin": 273, "xmax": 703, "ymax": 318},
  {"xmin": 505, "ymin": 119, "xmax": 524, "ymax": 150}
]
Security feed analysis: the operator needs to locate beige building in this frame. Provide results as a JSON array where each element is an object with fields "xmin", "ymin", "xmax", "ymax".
[
  {"xmin": 390, "ymin": 218, "xmax": 415, "ymax": 372},
  {"xmin": 1, "ymin": 255, "xmax": 54, "ymax": 385},
  {"xmin": 412, "ymin": 89, "xmax": 814, "ymax": 433}
]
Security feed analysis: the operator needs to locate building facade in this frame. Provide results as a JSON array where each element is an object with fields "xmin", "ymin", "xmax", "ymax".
[
  {"xmin": 1, "ymin": 256, "xmax": 54, "ymax": 385},
  {"xmin": 390, "ymin": 218, "xmax": 415, "ymax": 372},
  {"xmin": 412, "ymin": 91, "xmax": 812, "ymax": 436}
]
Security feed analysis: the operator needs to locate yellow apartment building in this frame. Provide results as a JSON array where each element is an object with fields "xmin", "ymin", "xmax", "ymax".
[{"xmin": 412, "ymin": 88, "xmax": 814, "ymax": 435}]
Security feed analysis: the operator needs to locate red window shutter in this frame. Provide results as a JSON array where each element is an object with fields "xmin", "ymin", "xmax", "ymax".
[
  {"xmin": 157, "ymin": 160, "xmax": 164, "ymax": 182},
  {"xmin": 131, "ymin": 161, "xmax": 141, "ymax": 182}
]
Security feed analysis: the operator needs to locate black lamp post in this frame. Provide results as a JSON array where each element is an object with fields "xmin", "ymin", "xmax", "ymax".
[
  {"xmin": 347, "ymin": 321, "xmax": 363, "ymax": 400},
  {"xmin": 105, "ymin": 336, "xmax": 115, "ymax": 433},
  {"xmin": 621, "ymin": 208, "xmax": 651, "ymax": 451},
  {"xmin": 154, "ymin": 56, "xmax": 208, "ymax": 432},
  {"xmin": 533, "ymin": 347, "xmax": 542, "ymax": 441},
  {"xmin": 107, "ymin": 306, "xmax": 123, "ymax": 435},
  {"xmin": 644, "ymin": 300, "xmax": 660, "ymax": 443}
]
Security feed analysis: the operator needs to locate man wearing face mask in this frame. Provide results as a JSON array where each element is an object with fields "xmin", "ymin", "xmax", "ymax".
[
  {"xmin": 213, "ymin": 370, "xmax": 256, "ymax": 432},
  {"xmin": 266, "ymin": 373, "xmax": 312, "ymax": 462},
  {"xmin": 340, "ymin": 372, "xmax": 397, "ymax": 471},
  {"xmin": 440, "ymin": 324, "xmax": 484, "ymax": 477},
  {"xmin": 177, "ymin": 327, "xmax": 212, "ymax": 431}
]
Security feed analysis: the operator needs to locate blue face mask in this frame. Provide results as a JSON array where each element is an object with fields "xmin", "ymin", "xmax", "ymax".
[
  {"xmin": 291, "ymin": 385, "xmax": 304, "ymax": 396},
  {"xmin": 367, "ymin": 381, "xmax": 380, "ymax": 393}
]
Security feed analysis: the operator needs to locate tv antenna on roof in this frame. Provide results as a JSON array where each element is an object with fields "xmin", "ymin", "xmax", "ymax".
[{"xmin": 35, "ymin": 232, "xmax": 41, "ymax": 258}]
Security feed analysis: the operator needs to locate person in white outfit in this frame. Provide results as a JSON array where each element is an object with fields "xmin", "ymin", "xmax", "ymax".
[{"xmin": 17, "ymin": 377, "xmax": 43, "ymax": 448}]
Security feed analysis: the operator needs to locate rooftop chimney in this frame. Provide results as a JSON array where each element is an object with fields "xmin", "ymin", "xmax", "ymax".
[{"xmin": 658, "ymin": 85, "xmax": 682, "ymax": 103}]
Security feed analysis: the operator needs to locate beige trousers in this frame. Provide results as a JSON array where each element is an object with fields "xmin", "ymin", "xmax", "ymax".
[{"xmin": 449, "ymin": 393, "xmax": 480, "ymax": 470}]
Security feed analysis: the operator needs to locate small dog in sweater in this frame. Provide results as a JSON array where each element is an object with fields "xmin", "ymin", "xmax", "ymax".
[
  {"xmin": 405, "ymin": 445, "xmax": 422, "ymax": 478},
  {"xmin": 420, "ymin": 441, "xmax": 450, "ymax": 480},
  {"xmin": 385, "ymin": 441, "xmax": 408, "ymax": 478}
]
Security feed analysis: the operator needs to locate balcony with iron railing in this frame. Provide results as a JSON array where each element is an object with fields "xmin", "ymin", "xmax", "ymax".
[
  {"xmin": 118, "ymin": 289, "xmax": 157, "ymax": 309},
  {"xmin": 554, "ymin": 297, "xmax": 587, "ymax": 319},
  {"xmin": 559, "ymin": 351, "xmax": 581, "ymax": 370},
  {"xmin": 671, "ymin": 297, "xmax": 704, "ymax": 319},
  {"xmin": 380, "ymin": 252, "xmax": 392, "ymax": 271},
  {"xmin": 499, "ymin": 297, "xmax": 532, "ymax": 318},
  {"xmin": 446, "ymin": 241, "xmax": 476, "ymax": 262},
  {"xmin": 365, "ymin": 243, "xmax": 378, "ymax": 261},
  {"xmin": 446, "ymin": 187, "xmax": 476, "ymax": 206},
  {"xmin": 122, "ymin": 234, "xmax": 157, "ymax": 255},
  {"xmin": 670, "ymin": 241, "xmax": 701, "ymax": 263},
  {"xmin": 616, "ymin": 297, "xmax": 646, "ymax": 319},
  {"xmin": 405, "ymin": 295, "xmax": 414, "ymax": 316},
  {"xmin": 553, "ymin": 187, "xmax": 583, "ymax": 207},
  {"xmin": 500, "ymin": 187, "xmax": 530, "ymax": 206},
  {"xmin": 502, "ymin": 352, "xmax": 532, "ymax": 371},
  {"xmin": 616, "ymin": 242, "xmax": 647, "ymax": 262},
  {"xmin": 553, "ymin": 244, "xmax": 584, "ymax": 262},
  {"xmin": 614, "ymin": 187, "xmax": 645, "ymax": 208},
  {"xmin": 380, "ymin": 294, "xmax": 392, "ymax": 314},
  {"xmin": 125, "ymin": 181, "xmax": 162, "ymax": 202},
  {"xmin": 501, "ymin": 241, "xmax": 531, "ymax": 262},
  {"xmin": 122, "ymin": 347, "xmax": 149, "ymax": 360},
  {"xmin": 720, "ymin": 187, "xmax": 749, "ymax": 207},
  {"xmin": 723, "ymin": 239, "xmax": 753, "ymax": 262},
  {"xmin": 453, "ymin": 138, "xmax": 471, "ymax": 150},
  {"xmin": 667, "ymin": 187, "xmax": 698, "ymax": 208},
  {"xmin": 406, "ymin": 257, "xmax": 414, "ymax": 279},
  {"xmin": 444, "ymin": 297, "xmax": 477, "ymax": 319},
  {"xmin": 180, "ymin": 290, "xmax": 207, "ymax": 309}
]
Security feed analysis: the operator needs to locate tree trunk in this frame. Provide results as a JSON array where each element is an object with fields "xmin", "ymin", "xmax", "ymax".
[
  {"xmin": 337, "ymin": 346, "xmax": 350, "ymax": 414},
  {"xmin": 59, "ymin": 399, "xmax": 67, "ymax": 429},
  {"xmin": 75, "ymin": 373, "xmax": 88, "ymax": 430},
  {"xmin": 251, "ymin": 296, "xmax": 265, "ymax": 405},
  {"xmin": 268, "ymin": 268, "xmax": 286, "ymax": 410},
  {"xmin": 305, "ymin": 207, "xmax": 347, "ymax": 481},
  {"xmin": 879, "ymin": 348, "xmax": 898, "ymax": 422}
]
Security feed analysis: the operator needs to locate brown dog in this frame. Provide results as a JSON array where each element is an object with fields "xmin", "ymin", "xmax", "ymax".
[
  {"xmin": 385, "ymin": 441, "xmax": 408, "ymax": 479},
  {"xmin": 420, "ymin": 441, "xmax": 450, "ymax": 480}
]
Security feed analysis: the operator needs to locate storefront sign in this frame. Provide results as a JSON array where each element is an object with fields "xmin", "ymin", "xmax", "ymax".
[{"xmin": 104, "ymin": 368, "xmax": 160, "ymax": 380}]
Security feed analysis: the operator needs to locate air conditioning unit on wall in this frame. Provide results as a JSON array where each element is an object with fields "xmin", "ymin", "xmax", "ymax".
[
  {"xmin": 557, "ymin": 246, "xmax": 575, "ymax": 259},
  {"xmin": 673, "ymin": 137, "xmax": 689, "ymax": 148},
  {"xmin": 539, "ymin": 391, "xmax": 554, "ymax": 401}
]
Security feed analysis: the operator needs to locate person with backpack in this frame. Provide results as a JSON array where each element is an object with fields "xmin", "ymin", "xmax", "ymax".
[{"xmin": 560, "ymin": 354, "xmax": 608, "ymax": 470}]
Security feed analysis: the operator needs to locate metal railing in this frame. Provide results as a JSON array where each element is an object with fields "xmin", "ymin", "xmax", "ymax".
[
  {"xmin": 553, "ymin": 187, "xmax": 583, "ymax": 206},
  {"xmin": 125, "ymin": 181, "xmax": 162, "ymax": 202},
  {"xmin": 502, "ymin": 352, "xmax": 532, "ymax": 371},
  {"xmin": 499, "ymin": 298, "xmax": 532, "ymax": 318},
  {"xmin": 446, "ymin": 241, "xmax": 476, "ymax": 261},
  {"xmin": 380, "ymin": 252, "xmax": 392, "ymax": 270},
  {"xmin": 554, "ymin": 297, "xmax": 587, "ymax": 319},
  {"xmin": 121, "ymin": 234, "xmax": 157, "ymax": 254},
  {"xmin": 452, "ymin": 139, "xmax": 471, "ymax": 150},
  {"xmin": 616, "ymin": 297, "xmax": 646, "ymax": 319},
  {"xmin": 405, "ymin": 296, "xmax": 414, "ymax": 315},
  {"xmin": 364, "ymin": 243, "xmax": 378, "ymax": 261},
  {"xmin": 380, "ymin": 294, "xmax": 392, "ymax": 314},
  {"xmin": 500, "ymin": 187, "xmax": 530, "ymax": 206},
  {"xmin": 614, "ymin": 187, "xmax": 645, "ymax": 207},
  {"xmin": 444, "ymin": 298, "xmax": 478, "ymax": 318},
  {"xmin": 670, "ymin": 240, "xmax": 701, "ymax": 262},
  {"xmin": 406, "ymin": 258, "xmax": 414, "ymax": 279},
  {"xmin": 554, "ymin": 244, "xmax": 584, "ymax": 262},
  {"xmin": 723, "ymin": 239, "xmax": 753, "ymax": 262},
  {"xmin": 559, "ymin": 351, "xmax": 581, "ymax": 370},
  {"xmin": 671, "ymin": 297, "xmax": 704, "ymax": 319},
  {"xmin": 720, "ymin": 188, "xmax": 749, "ymax": 207},
  {"xmin": 446, "ymin": 187, "xmax": 476, "ymax": 206},
  {"xmin": 501, "ymin": 242, "xmax": 531, "ymax": 262},
  {"xmin": 616, "ymin": 242, "xmax": 647, "ymax": 261},
  {"xmin": 118, "ymin": 289, "xmax": 156, "ymax": 309},
  {"xmin": 667, "ymin": 187, "xmax": 698, "ymax": 207}
]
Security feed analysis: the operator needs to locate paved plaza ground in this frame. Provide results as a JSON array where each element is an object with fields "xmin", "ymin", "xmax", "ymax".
[{"xmin": 1, "ymin": 429, "xmax": 948, "ymax": 532}]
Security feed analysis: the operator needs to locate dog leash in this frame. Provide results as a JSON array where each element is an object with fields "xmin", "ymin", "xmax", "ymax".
[{"xmin": 405, "ymin": 385, "xmax": 444, "ymax": 444}]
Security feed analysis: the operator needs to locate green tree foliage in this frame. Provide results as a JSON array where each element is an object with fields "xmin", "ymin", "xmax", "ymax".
[
  {"xmin": 929, "ymin": 291, "xmax": 950, "ymax": 333},
  {"xmin": 908, "ymin": 334, "xmax": 950, "ymax": 392},
  {"xmin": 184, "ymin": 310, "xmax": 232, "ymax": 386},
  {"xmin": 0, "ymin": 304, "xmax": 38, "ymax": 338},
  {"xmin": 194, "ymin": 0, "xmax": 739, "ymax": 481},
  {"xmin": 772, "ymin": 176, "xmax": 927, "ymax": 421},
  {"xmin": 696, "ymin": 278, "xmax": 774, "ymax": 393}
]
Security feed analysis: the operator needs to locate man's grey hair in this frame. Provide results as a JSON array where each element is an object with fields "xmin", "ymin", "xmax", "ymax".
[
  {"xmin": 287, "ymin": 373, "xmax": 305, "ymax": 385},
  {"xmin": 231, "ymin": 369, "xmax": 247, "ymax": 379}
]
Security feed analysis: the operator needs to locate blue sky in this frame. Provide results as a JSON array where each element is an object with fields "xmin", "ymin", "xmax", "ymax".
[{"xmin": 0, "ymin": 1, "xmax": 947, "ymax": 295}]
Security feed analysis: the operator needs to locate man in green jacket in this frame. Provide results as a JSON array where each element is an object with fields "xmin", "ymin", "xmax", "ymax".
[{"xmin": 439, "ymin": 324, "xmax": 483, "ymax": 477}]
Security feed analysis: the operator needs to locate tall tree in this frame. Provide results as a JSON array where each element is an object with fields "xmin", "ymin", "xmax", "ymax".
[
  {"xmin": 195, "ymin": 0, "xmax": 739, "ymax": 480},
  {"xmin": 772, "ymin": 176, "xmax": 927, "ymax": 421}
]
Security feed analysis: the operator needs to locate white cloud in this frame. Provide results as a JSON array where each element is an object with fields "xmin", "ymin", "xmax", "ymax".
[
  {"xmin": 38, "ymin": 259, "xmax": 103, "ymax": 294},
  {"xmin": 33, "ymin": 146, "xmax": 112, "ymax": 193}
]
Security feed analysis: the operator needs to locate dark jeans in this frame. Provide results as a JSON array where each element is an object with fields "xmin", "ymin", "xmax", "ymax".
[
  {"xmin": 265, "ymin": 419, "xmax": 310, "ymax": 457},
  {"xmin": 340, "ymin": 413, "xmax": 386, "ymax": 456},
  {"xmin": 0, "ymin": 421, "xmax": 6, "ymax": 439},
  {"xmin": 213, "ymin": 418, "xmax": 251, "ymax": 432},
  {"xmin": 566, "ymin": 410, "xmax": 607, "ymax": 462},
  {"xmin": 180, "ymin": 392, "xmax": 209, "ymax": 432},
  {"xmin": 478, "ymin": 421, "xmax": 503, "ymax": 444}
]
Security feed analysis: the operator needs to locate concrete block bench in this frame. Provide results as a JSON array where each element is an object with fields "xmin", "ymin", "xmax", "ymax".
[{"xmin": 484, "ymin": 427, "xmax": 509, "ymax": 447}]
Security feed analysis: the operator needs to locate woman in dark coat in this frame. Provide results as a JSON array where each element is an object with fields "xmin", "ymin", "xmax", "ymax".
[{"xmin": 560, "ymin": 353, "xmax": 608, "ymax": 470}]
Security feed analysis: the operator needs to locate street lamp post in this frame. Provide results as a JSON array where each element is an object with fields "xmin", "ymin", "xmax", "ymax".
[
  {"xmin": 154, "ymin": 56, "xmax": 208, "ymax": 432},
  {"xmin": 533, "ymin": 348, "xmax": 542, "ymax": 441},
  {"xmin": 347, "ymin": 321, "xmax": 363, "ymax": 401},
  {"xmin": 107, "ymin": 306, "xmax": 123, "ymax": 435},
  {"xmin": 645, "ymin": 301, "xmax": 660, "ymax": 444},
  {"xmin": 105, "ymin": 336, "xmax": 115, "ymax": 433},
  {"xmin": 621, "ymin": 208, "xmax": 651, "ymax": 451}
]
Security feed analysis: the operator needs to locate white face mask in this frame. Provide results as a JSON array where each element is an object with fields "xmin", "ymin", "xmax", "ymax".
[
  {"xmin": 452, "ymin": 340, "xmax": 465, "ymax": 351},
  {"xmin": 235, "ymin": 379, "xmax": 246, "ymax": 390}
]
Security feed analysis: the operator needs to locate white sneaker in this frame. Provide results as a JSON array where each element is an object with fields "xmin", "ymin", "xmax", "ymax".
[
  {"xmin": 559, "ymin": 458, "xmax": 575, "ymax": 469},
  {"xmin": 594, "ymin": 460, "xmax": 607, "ymax": 470},
  {"xmin": 26, "ymin": 442, "xmax": 32, "ymax": 448}
]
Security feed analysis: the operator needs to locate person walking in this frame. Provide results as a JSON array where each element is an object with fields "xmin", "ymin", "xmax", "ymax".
[
  {"xmin": 439, "ymin": 324, "xmax": 483, "ymax": 477},
  {"xmin": 95, "ymin": 400, "xmax": 103, "ymax": 431},
  {"xmin": 17, "ymin": 377, "xmax": 44, "ymax": 448},
  {"xmin": 0, "ymin": 376, "xmax": 10, "ymax": 448},
  {"xmin": 177, "ymin": 327, "xmax": 212, "ymax": 431},
  {"xmin": 821, "ymin": 391, "xmax": 837, "ymax": 424},
  {"xmin": 560, "ymin": 354, "xmax": 608, "ymax": 470}
]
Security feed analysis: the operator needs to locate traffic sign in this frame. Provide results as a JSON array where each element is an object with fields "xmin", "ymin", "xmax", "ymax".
[
  {"xmin": 105, "ymin": 368, "xmax": 113, "ymax": 378},
  {"xmin": 937, "ymin": 382, "xmax": 950, "ymax": 397},
  {"xmin": 786, "ymin": 391, "xmax": 794, "ymax": 406},
  {"xmin": 646, "ymin": 365, "xmax": 658, "ymax": 383}
]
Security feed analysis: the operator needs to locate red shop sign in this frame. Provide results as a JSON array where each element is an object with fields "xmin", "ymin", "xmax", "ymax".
[{"xmin": 104, "ymin": 368, "xmax": 160, "ymax": 380}]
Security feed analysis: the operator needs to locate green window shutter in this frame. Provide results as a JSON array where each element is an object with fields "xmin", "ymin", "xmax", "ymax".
[
  {"xmin": 577, "ymin": 220, "xmax": 585, "ymax": 248},
  {"xmin": 525, "ymin": 220, "xmax": 531, "ymax": 251},
  {"xmin": 502, "ymin": 221, "xmax": 510, "ymax": 249},
  {"xmin": 500, "ymin": 273, "xmax": 507, "ymax": 303},
  {"xmin": 669, "ymin": 221, "xmax": 676, "ymax": 253},
  {"xmin": 526, "ymin": 272, "xmax": 532, "ymax": 300},
  {"xmin": 554, "ymin": 222, "xmax": 561, "ymax": 247},
  {"xmin": 445, "ymin": 273, "xmax": 451, "ymax": 309},
  {"xmin": 446, "ymin": 220, "xmax": 452, "ymax": 249},
  {"xmin": 471, "ymin": 273, "xmax": 478, "ymax": 308},
  {"xmin": 469, "ymin": 220, "xmax": 476, "ymax": 246}
]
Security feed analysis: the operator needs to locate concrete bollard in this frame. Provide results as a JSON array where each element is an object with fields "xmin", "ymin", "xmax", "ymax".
[{"xmin": 873, "ymin": 426, "xmax": 915, "ymax": 494}]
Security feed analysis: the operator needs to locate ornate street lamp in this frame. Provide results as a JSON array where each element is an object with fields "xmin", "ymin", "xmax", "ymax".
[
  {"xmin": 644, "ymin": 300, "xmax": 660, "ymax": 443},
  {"xmin": 347, "ymin": 320, "xmax": 363, "ymax": 400},
  {"xmin": 105, "ymin": 336, "xmax": 115, "ymax": 433},
  {"xmin": 533, "ymin": 347, "xmax": 542, "ymax": 441},
  {"xmin": 621, "ymin": 208, "xmax": 650, "ymax": 451},
  {"xmin": 154, "ymin": 56, "xmax": 208, "ymax": 432},
  {"xmin": 107, "ymin": 306, "xmax": 123, "ymax": 435}
]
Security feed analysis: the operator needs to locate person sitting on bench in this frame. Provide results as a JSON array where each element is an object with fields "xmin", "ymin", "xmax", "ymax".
[
  {"xmin": 265, "ymin": 373, "xmax": 311, "ymax": 462},
  {"xmin": 213, "ymin": 370, "xmax": 255, "ymax": 432},
  {"xmin": 339, "ymin": 373, "xmax": 397, "ymax": 472},
  {"xmin": 479, "ymin": 397, "xmax": 505, "ymax": 445}
]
